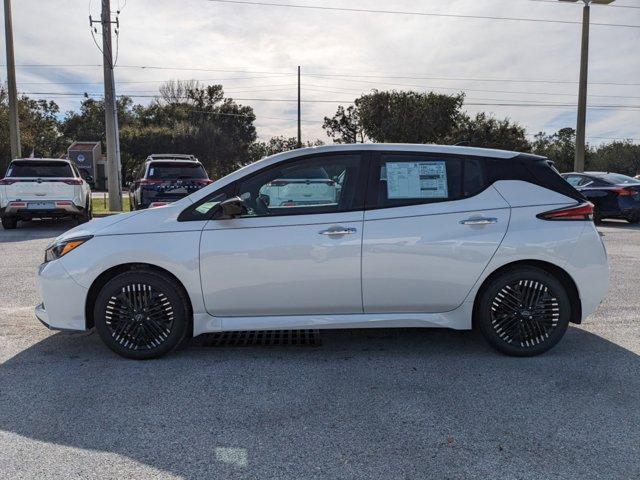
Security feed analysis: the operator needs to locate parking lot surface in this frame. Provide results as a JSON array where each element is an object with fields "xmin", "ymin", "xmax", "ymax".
[{"xmin": 0, "ymin": 219, "xmax": 639, "ymax": 479}]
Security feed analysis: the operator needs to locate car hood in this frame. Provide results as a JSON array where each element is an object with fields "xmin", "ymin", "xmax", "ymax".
[{"xmin": 52, "ymin": 210, "xmax": 145, "ymax": 245}]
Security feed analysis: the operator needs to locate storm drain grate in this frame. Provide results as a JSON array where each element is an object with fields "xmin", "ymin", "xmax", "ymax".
[{"xmin": 201, "ymin": 330, "xmax": 321, "ymax": 347}]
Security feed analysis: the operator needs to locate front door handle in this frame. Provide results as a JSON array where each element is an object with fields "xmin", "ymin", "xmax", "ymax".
[
  {"xmin": 319, "ymin": 226, "xmax": 357, "ymax": 236},
  {"xmin": 459, "ymin": 217, "xmax": 498, "ymax": 225}
]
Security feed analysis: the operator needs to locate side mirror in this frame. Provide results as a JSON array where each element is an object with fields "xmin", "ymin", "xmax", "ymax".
[{"xmin": 217, "ymin": 196, "xmax": 247, "ymax": 219}]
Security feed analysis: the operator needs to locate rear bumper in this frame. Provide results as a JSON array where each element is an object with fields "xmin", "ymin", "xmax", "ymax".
[{"xmin": 1, "ymin": 202, "xmax": 83, "ymax": 218}]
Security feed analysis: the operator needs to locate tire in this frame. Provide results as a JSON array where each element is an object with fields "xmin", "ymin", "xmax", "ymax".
[
  {"xmin": 1, "ymin": 216, "xmax": 18, "ymax": 230},
  {"xmin": 94, "ymin": 269, "xmax": 190, "ymax": 359},
  {"xmin": 626, "ymin": 212, "xmax": 640, "ymax": 224},
  {"xmin": 476, "ymin": 266, "xmax": 571, "ymax": 357},
  {"xmin": 78, "ymin": 197, "xmax": 93, "ymax": 224},
  {"xmin": 593, "ymin": 208, "xmax": 603, "ymax": 224}
]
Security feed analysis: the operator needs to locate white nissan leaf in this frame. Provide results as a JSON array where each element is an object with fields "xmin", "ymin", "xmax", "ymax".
[{"xmin": 35, "ymin": 144, "xmax": 609, "ymax": 359}]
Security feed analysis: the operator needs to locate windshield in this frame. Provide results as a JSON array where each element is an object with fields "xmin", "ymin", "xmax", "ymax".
[
  {"xmin": 7, "ymin": 161, "xmax": 73, "ymax": 178},
  {"xmin": 595, "ymin": 173, "xmax": 640, "ymax": 185},
  {"xmin": 147, "ymin": 162, "xmax": 208, "ymax": 180}
]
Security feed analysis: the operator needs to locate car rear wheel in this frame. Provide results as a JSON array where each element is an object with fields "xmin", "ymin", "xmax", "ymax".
[
  {"xmin": 78, "ymin": 198, "xmax": 93, "ymax": 224},
  {"xmin": 1, "ymin": 216, "xmax": 18, "ymax": 230},
  {"xmin": 476, "ymin": 267, "xmax": 571, "ymax": 357},
  {"xmin": 626, "ymin": 212, "xmax": 640, "ymax": 224},
  {"xmin": 94, "ymin": 270, "xmax": 190, "ymax": 359}
]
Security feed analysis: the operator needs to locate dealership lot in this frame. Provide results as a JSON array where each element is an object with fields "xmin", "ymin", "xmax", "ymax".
[{"xmin": 0, "ymin": 220, "xmax": 638, "ymax": 479}]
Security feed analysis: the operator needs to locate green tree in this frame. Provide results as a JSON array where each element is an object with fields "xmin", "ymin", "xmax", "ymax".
[
  {"xmin": 591, "ymin": 141, "xmax": 640, "ymax": 176},
  {"xmin": 322, "ymin": 105, "xmax": 365, "ymax": 143},
  {"xmin": 248, "ymin": 136, "xmax": 324, "ymax": 162},
  {"xmin": 1, "ymin": 85, "xmax": 66, "ymax": 174},
  {"xmin": 451, "ymin": 112, "xmax": 531, "ymax": 152},
  {"xmin": 532, "ymin": 128, "xmax": 578, "ymax": 172}
]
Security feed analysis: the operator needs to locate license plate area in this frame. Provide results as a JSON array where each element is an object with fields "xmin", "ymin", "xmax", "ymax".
[{"xmin": 28, "ymin": 201, "xmax": 55, "ymax": 210}]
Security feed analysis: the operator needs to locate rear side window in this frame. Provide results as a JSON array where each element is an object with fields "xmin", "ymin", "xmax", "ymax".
[
  {"xmin": 595, "ymin": 173, "xmax": 640, "ymax": 185},
  {"xmin": 147, "ymin": 162, "xmax": 208, "ymax": 180},
  {"xmin": 7, "ymin": 161, "xmax": 73, "ymax": 178},
  {"xmin": 369, "ymin": 154, "xmax": 488, "ymax": 209}
]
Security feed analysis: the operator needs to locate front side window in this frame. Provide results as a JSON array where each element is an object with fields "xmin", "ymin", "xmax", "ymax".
[
  {"xmin": 236, "ymin": 154, "xmax": 363, "ymax": 217},
  {"xmin": 7, "ymin": 161, "xmax": 73, "ymax": 178}
]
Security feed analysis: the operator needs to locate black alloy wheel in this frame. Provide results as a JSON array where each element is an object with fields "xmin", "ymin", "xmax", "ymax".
[
  {"xmin": 94, "ymin": 270, "xmax": 189, "ymax": 359},
  {"xmin": 477, "ymin": 267, "xmax": 571, "ymax": 356}
]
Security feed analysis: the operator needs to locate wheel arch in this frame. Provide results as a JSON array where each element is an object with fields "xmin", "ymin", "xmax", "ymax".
[
  {"xmin": 472, "ymin": 260, "xmax": 582, "ymax": 326},
  {"xmin": 85, "ymin": 262, "xmax": 194, "ymax": 331}
]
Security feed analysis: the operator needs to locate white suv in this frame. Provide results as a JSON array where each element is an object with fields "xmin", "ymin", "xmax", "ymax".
[
  {"xmin": 0, "ymin": 158, "xmax": 92, "ymax": 229},
  {"xmin": 35, "ymin": 144, "xmax": 609, "ymax": 359}
]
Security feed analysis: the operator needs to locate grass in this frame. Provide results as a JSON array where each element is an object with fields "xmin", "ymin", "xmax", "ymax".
[{"xmin": 92, "ymin": 194, "xmax": 131, "ymax": 215}]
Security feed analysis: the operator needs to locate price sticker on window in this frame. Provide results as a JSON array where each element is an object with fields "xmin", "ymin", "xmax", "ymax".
[{"xmin": 385, "ymin": 161, "xmax": 448, "ymax": 199}]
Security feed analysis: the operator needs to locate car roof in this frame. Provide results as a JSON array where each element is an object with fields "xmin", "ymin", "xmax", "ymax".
[
  {"xmin": 11, "ymin": 158, "xmax": 72, "ymax": 163},
  {"xmin": 147, "ymin": 154, "xmax": 198, "ymax": 161},
  {"xmin": 267, "ymin": 143, "xmax": 532, "ymax": 160}
]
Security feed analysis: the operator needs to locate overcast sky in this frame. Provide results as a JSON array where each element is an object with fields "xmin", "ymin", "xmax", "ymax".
[{"xmin": 2, "ymin": 0, "xmax": 639, "ymax": 145}]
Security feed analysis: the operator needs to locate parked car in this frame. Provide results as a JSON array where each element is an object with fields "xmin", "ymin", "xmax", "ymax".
[
  {"xmin": 128, "ymin": 154, "xmax": 212, "ymax": 210},
  {"xmin": 561, "ymin": 172, "xmax": 640, "ymax": 223},
  {"xmin": 35, "ymin": 144, "xmax": 608, "ymax": 359},
  {"xmin": 0, "ymin": 158, "xmax": 92, "ymax": 229}
]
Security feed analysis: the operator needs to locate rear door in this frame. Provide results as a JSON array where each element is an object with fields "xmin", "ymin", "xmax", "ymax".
[
  {"xmin": 362, "ymin": 153, "xmax": 510, "ymax": 313},
  {"xmin": 4, "ymin": 161, "xmax": 77, "ymax": 201}
]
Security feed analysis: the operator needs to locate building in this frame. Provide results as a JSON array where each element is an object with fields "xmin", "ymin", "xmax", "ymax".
[{"xmin": 67, "ymin": 141, "xmax": 107, "ymax": 190}]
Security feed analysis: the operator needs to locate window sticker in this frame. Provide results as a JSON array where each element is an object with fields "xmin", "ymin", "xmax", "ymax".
[
  {"xmin": 385, "ymin": 161, "xmax": 448, "ymax": 199},
  {"xmin": 149, "ymin": 168, "xmax": 154, "ymax": 176}
]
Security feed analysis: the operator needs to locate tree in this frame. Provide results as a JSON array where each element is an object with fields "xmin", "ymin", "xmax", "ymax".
[
  {"xmin": 248, "ymin": 136, "xmax": 324, "ymax": 162},
  {"xmin": 532, "ymin": 128, "xmax": 578, "ymax": 172},
  {"xmin": 322, "ymin": 105, "xmax": 365, "ymax": 143},
  {"xmin": 592, "ymin": 141, "xmax": 640, "ymax": 176},
  {"xmin": 451, "ymin": 112, "xmax": 531, "ymax": 152},
  {"xmin": 1, "ymin": 85, "xmax": 66, "ymax": 173}
]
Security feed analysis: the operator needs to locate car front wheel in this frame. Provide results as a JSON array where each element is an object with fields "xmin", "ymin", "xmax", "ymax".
[
  {"xmin": 476, "ymin": 266, "xmax": 571, "ymax": 356},
  {"xmin": 94, "ymin": 269, "xmax": 190, "ymax": 359}
]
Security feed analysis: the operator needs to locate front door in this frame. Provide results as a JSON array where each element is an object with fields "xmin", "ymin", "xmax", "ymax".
[
  {"xmin": 200, "ymin": 152, "xmax": 366, "ymax": 317},
  {"xmin": 362, "ymin": 153, "xmax": 510, "ymax": 313}
]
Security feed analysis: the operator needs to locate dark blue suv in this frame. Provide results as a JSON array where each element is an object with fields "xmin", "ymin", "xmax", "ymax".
[{"xmin": 128, "ymin": 155, "xmax": 212, "ymax": 210}]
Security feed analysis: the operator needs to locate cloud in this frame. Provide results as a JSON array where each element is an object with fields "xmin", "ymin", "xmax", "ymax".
[{"xmin": 1, "ymin": 0, "xmax": 638, "ymax": 144}]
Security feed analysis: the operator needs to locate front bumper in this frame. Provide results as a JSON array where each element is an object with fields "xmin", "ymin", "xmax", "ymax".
[{"xmin": 36, "ymin": 260, "xmax": 88, "ymax": 331}]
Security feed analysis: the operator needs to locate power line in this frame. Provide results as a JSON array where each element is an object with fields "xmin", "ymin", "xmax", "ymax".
[
  {"xmin": 4, "ymin": 63, "xmax": 639, "ymax": 87},
  {"xmin": 529, "ymin": 0, "xmax": 640, "ymax": 9},
  {"xmin": 17, "ymin": 91, "xmax": 640, "ymax": 110},
  {"xmin": 206, "ymin": 0, "xmax": 640, "ymax": 29}
]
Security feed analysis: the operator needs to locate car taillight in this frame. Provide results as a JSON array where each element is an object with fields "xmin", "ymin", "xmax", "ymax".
[
  {"xmin": 140, "ymin": 179, "xmax": 164, "ymax": 185},
  {"xmin": 0, "ymin": 178, "xmax": 17, "ymax": 185},
  {"xmin": 149, "ymin": 202, "xmax": 169, "ymax": 208},
  {"xmin": 55, "ymin": 201, "xmax": 73, "ymax": 206},
  {"xmin": 62, "ymin": 178, "xmax": 83, "ymax": 185},
  {"xmin": 537, "ymin": 202, "xmax": 594, "ymax": 221},
  {"xmin": 194, "ymin": 179, "xmax": 213, "ymax": 186},
  {"xmin": 612, "ymin": 188, "xmax": 634, "ymax": 196}
]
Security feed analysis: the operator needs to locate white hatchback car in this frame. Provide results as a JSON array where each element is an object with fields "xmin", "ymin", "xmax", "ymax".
[
  {"xmin": 35, "ymin": 144, "xmax": 609, "ymax": 359},
  {"xmin": 1, "ymin": 158, "xmax": 92, "ymax": 229}
]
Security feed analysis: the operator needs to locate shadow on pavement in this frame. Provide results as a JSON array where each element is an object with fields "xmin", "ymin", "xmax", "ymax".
[
  {"xmin": 0, "ymin": 219, "xmax": 76, "ymax": 242},
  {"xmin": 0, "ymin": 327, "xmax": 638, "ymax": 479}
]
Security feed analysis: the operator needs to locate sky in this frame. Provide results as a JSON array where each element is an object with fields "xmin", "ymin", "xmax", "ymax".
[{"xmin": 1, "ymin": 0, "xmax": 639, "ymax": 146}]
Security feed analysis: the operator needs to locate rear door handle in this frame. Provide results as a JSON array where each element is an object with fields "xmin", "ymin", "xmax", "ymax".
[
  {"xmin": 319, "ymin": 226, "xmax": 357, "ymax": 236},
  {"xmin": 459, "ymin": 217, "xmax": 498, "ymax": 225}
]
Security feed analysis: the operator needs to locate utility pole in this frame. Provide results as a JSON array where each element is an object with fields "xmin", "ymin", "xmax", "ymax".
[
  {"xmin": 297, "ymin": 65, "xmax": 302, "ymax": 148},
  {"xmin": 575, "ymin": 1, "xmax": 590, "ymax": 172},
  {"xmin": 93, "ymin": 0, "xmax": 122, "ymax": 211},
  {"xmin": 3, "ymin": 0, "xmax": 21, "ymax": 170},
  {"xmin": 559, "ymin": 0, "xmax": 615, "ymax": 172}
]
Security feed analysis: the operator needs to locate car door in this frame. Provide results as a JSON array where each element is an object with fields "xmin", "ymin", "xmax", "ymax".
[
  {"xmin": 199, "ymin": 152, "xmax": 367, "ymax": 317},
  {"xmin": 362, "ymin": 153, "xmax": 510, "ymax": 313}
]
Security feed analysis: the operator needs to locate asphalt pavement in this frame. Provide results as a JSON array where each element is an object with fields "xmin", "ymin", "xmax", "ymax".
[{"xmin": 0, "ymin": 218, "xmax": 638, "ymax": 479}]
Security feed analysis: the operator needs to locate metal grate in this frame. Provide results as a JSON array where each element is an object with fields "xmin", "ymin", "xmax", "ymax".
[{"xmin": 200, "ymin": 330, "xmax": 321, "ymax": 347}]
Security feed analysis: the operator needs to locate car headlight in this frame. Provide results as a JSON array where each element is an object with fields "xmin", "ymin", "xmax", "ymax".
[{"xmin": 44, "ymin": 236, "xmax": 93, "ymax": 263}]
